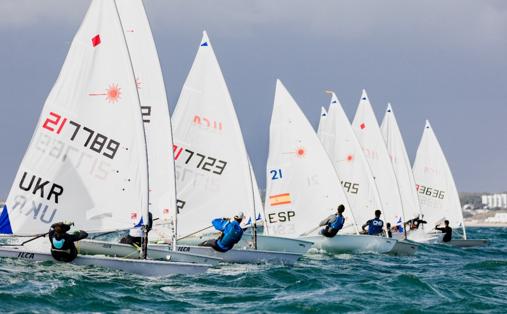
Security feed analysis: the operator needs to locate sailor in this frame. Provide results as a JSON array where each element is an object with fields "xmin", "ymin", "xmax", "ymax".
[
  {"xmin": 120, "ymin": 212, "xmax": 153, "ymax": 247},
  {"xmin": 386, "ymin": 223, "xmax": 393, "ymax": 238},
  {"xmin": 319, "ymin": 204, "xmax": 346, "ymax": 238},
  {"xmin": 201, "ymin": 212, "xmax": 245, "ymax": 252},
  {"xmin": 409, "ymin": 216, "xmax": 428, "ymax": 230},
  {"xmin": 361, "ymin": 210, "xmax": 385, "ymax": 236},
  {"xmin": 435, "ymin": 220, "xmax": 453, "ymax": 242},
  {"xmin": 48, "ymin": 222, "xmax": 88, "ymax": 262}
]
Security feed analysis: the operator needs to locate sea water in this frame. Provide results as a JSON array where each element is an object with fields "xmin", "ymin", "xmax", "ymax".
[{"xmin": 0, "ymin": 227, "xmax": 505, "ymax": 313}]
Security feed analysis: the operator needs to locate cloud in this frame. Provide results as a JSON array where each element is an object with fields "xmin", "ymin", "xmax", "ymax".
[{"xmin": 0, "ymin": 0, "xmax": 88, "ymax": 28}]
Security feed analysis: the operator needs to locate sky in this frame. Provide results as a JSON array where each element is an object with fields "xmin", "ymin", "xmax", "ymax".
[{"xmin": 0, "ymin": 0, "xmax": 506, "ymax": 198}]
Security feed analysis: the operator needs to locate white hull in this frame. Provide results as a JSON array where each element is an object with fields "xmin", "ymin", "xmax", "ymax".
[
  {"xmin": 406, "ymin": 229, "xmax": 442, "ymax": 243},
  {"xmin": 388, "ymin": 240, "xmax": 419, "ymax": 256},
  {"xmin": 0, "ymin": 246, "xmax": 209, "ymax": 276},
  {"xmin": 78, "ymin": 240, "xmax": 222, "ymax": 266},
  {"xmin": 300, "ymin": 234, "xmax": 397, "ymax": 254},
  {"xmin": 180, "ymin": 233, "xmax": 313, "ymax": 255},
  {"xmin": 151, "ymin": 244, "xmax": 302, "ymax": 265}
]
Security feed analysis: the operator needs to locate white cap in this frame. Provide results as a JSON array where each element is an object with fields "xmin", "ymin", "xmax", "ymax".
[{"xmin": 234, "ymin": 211, "xmax": 244, "ymax": 220}]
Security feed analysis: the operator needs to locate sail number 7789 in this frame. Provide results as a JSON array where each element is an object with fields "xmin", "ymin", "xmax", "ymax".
[{"xmin": 42, "ymin": 112, "xmax": 120, "ymax": 159}]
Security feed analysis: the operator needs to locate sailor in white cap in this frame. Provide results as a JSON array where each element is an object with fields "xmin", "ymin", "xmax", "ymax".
[{"xmin": 200, "ymin": 211, "xmax": 245, "ymax": 252}]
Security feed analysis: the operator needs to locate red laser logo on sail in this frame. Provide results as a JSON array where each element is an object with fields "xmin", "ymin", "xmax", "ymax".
[{"xmin": 89, "ymin": 84, "xmax": 122, "ymax": 103}]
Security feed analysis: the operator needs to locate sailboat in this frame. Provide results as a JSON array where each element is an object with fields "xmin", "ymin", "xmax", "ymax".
[
  {"xmin": 313, "ymin": 91, "xmax": 399, "ymax": 253},
  {"xmin": 412, "ymin": 121, "xmax": 488, "ymax": 247},
  {"xmin": 74, "ymin": 0, "xmax": 220, "ymax": 265},
  {"xmin": 0, "ymin": 0, "xmax": 209, "ymax": 275},
  {"xmin": 380, "ymin": 104, "xmax": 436, "ymax": 242},
  {"xmin": 151, "ymin": 32, "xmax": 309, "ymax": 264},
  {"xmin": 262, "ymin": 80, "xmax": 393, "ymax": 254},
  {"xmin": 351, "ymin": 91, "xmax": 418, "ymax": 255}
]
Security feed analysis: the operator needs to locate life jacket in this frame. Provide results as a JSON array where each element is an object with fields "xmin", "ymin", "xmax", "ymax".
[
  {"xmin": 217, "ymin": 221, "xmax": 243, "ymax": 251},
  {"xmin": 50, "ymin": 234, "xmax": 77, "ymax": 262},
  {"xmin": 368, "ymin": 218, "xmax": 384, "ymax": 235},
  {"xmin": 329, "ymin": 215, "xmax": 345, "ymax": 231}
]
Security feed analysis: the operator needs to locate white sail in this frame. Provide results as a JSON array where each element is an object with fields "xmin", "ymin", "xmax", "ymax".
[
  {"xmin": 324, "ymin": 92, "xmax": 382, "ymax": 232},
  {"xmin": 264, "ymin": 80, "xmax": 351, "ymax": 237},
  {"xmin": 380, "ymin": 103, "xmax": 421, "ymax": 221},
  {"xmin": 116, "ymin": 0, "xmax": 177, "ymax": 233},
  {"xmin": 352, "ymin": 90, "xmax": 404, "ymax": 226},
  {"xmin": 0, "ymin": 0, "xmax": 148, "ymax": 236},
  {"xmin": 171, "ymin": 32, "xmax": 254, "ymax": 238},
  {"xmin": 316, "ymin": 106, "xmax": 328, "ymax": 140},
  {"xmin": 412, "ymin": 120, "xmax": 465, "ymax": 235}
]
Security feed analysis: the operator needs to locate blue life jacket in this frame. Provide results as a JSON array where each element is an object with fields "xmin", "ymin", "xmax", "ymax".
[
  {"xmin": 368, "ymin": 218, "xmax": 384, "ymax": 235},
  {"xmin": 217, "ymin": 221, "xmax": 243, "ymax": 251},
  {"xmin": 329, "ymin": 215, "xmax": 345, "ymax": 231},
  {"xmin": 52, "ymin": 238, "xmax": 65, "ymax": 249}
]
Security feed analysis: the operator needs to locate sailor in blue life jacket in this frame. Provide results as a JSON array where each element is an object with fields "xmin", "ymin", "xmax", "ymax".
[
  {"xmin": 120, "ymin": 212, "xmax": 153, "ymax": 247},
  {"xmin": 361, "ymin": 209, "xmax": 385, "ymax": 236},
  {"xmin": 435, "ymin": 220, "xmax": 452, "ymax": 242},
  {"xmin": 319, "ymin": 204, "xmax": 346, "ymax": 238},
  {"xmin": 48, "ymin": 222, "xmax": 88, "ymax": 262},
  {"xmin": 200, "ymin": 212, "xmax": 245, "ymax": 252}
]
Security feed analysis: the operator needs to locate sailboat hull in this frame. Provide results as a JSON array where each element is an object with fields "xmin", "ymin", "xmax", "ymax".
[
  {"xmin": 151, "ymin": 244, "xmax": 302, "ymax": 265},
  {"xmin": 0, "ymin": 246, "xmax": 209, "ymax": 276},
  {"xmin": 77, "ymin": 239, "xmax": 222, "ymax": 265},
  {"xmin": 76, "ymin": 239, "xmax": 301, "ymax": 265},
  {"xmin": 180, "ymin": 233, "xmax": 313, "ymax": 255},
  {"xmin": 300, "ymin": 234, "xmax": 397, "ymax": 254},
  {"xmin": 387, "ymin": 240, "xmax": 419, "ymax": 256}
]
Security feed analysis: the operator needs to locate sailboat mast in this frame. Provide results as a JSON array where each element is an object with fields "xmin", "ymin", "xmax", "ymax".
[
  {"xmin": 169, "ymin": 125, "xmax": 178, "ymax": 251},
  {"xmin": 247, "ymin": 159, "xmax": 258, "ymax": 250},
  {"xmin": 113, "ymin": 0, "xmax": 151, "ymax": 259}
]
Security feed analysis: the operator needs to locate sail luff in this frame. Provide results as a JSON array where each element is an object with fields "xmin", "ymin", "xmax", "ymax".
[
  {"xmin": 112, "ymin": 0, "xmax": 150, "ymax": 258},
  {"xmin": 380, "ymin": 103, "xmax": 422, "ymax": 223}
]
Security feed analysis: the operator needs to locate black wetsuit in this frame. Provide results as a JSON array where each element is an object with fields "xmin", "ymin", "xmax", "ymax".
[
  {"xmin": 436, "ymin": 226, "xmax": 452, "ymax": 242},
  {"xmin": 387, "ymin": 229, "xmax": 393, "ymax": 238},
  {"xmin": 411, "ymin": 218, "xmax": 427, "ymax": 230},
  {"xmin": 49, "ymin": 223, "xmax": 88, "ymax": 262}
]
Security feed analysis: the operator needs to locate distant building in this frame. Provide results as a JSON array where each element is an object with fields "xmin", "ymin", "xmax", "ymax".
[{"xmin": 482, "ymin": 193, "xmax": 507, "ymax": 209}]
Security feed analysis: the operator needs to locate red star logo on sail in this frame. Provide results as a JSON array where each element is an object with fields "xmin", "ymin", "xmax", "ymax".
[
  {"xmin": 360, "ymin": 123, "xmax": 366, "ymax": 130},
  {"xmin": 347, "ymin": 154, "xmax": 353, "ymax": 161},
  {"xmin": 91, "ymin": 34, "xmax": 101, "ymax": 47}
]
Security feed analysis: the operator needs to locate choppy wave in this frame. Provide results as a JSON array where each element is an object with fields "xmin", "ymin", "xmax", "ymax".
[{"xmin": 0, "ymin": 227, "xmax": 506, "ymax": 313}]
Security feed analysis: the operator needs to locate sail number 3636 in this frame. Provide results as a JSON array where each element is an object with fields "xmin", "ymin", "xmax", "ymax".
[{"xmin": 416, "ymin": 184, "xmax": 445, "ymax": 199}]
